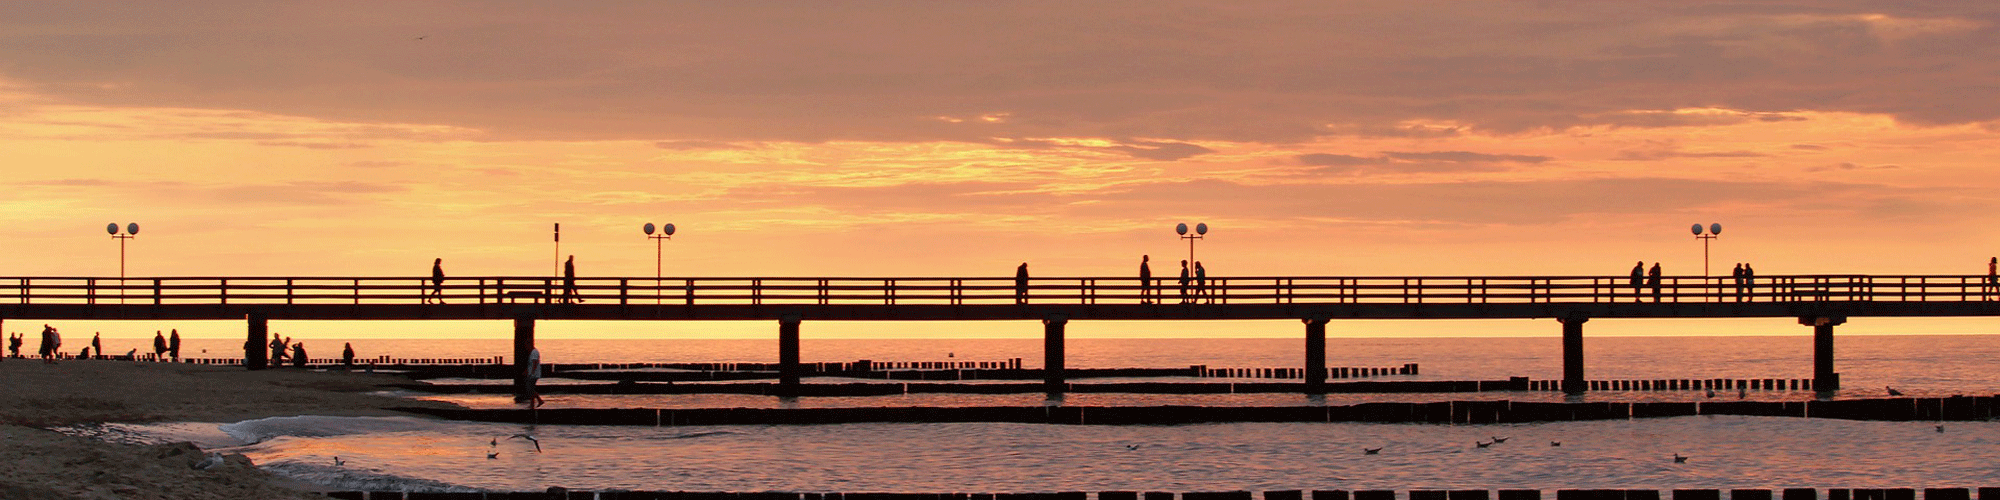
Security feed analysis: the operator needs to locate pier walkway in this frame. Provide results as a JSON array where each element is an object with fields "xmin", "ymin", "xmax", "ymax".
[{"xmin": 4, "ymin": 274, "xmax": 1998, "ymax": 395}]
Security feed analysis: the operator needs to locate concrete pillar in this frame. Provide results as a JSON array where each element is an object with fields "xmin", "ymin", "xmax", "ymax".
[
  {"xmin": 1304, "ymin": 317, "xmax": 1329, "ymax": 394},
  {"xmin": 245, "ymin": 311, "xmax": 268, "ymax": 370},
  {"xmin": 513, "ymin": 314, "xmax": 535, "ymax": 399},
  {"xmin": 1560, "ymin": 313, "xmax": 1588, "ymax": 393},
  {"xmin": 1801, "ymin": 316, "xmax": 1845, "ymax": 391},
  {"xmin": 1044, "ymin": 315, "xmax": 1068, "ymax": 397},
  {"xmin": 779, "ymin": 315, "xmax": 802, "ymax": 392}
]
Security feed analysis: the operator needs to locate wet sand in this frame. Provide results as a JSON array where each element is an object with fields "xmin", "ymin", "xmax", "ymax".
[{"xmin": 0, "ymin": 357, "xmax": 459, "ymax": 499}]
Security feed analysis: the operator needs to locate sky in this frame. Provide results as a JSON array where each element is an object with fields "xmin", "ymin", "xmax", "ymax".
[{"xmin": 4, "ymin": 1, "xmax": 2000, "ymax": 341}]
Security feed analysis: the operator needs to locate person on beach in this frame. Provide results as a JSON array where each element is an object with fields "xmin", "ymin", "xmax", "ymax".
[
  {"xmin": 153, "ymin": 331, "xmax": 168, "ymax": 360},
  {"xmin": 9, "ymin": 332, "xmax": 20, "ymax": 358},
  {"xmin": 427, "ymin": 258, "xmax": 446, "ymax": 304},
  {"xmin": 562, "ymin": 255, "xmax": 580, "ymax": 304},
  {"xmin": 523, "ymin": 346, "xmax": 546, "ymax": 408},
  {"xmin": 342, "ymin": 342, "xmax": 356, "ymax": 367},
  {"xmin": 1138, "ymin": 255, "xmax": 1153, "ymax": 304},
  {"xmin": 1629, "ymin": 261, "xmax": 1645, "ymax": 302},
  {"xmin": 1178, "ymin": 260, "xmax": 1191, "ymax": 304},
  {"xmin": 1648, "ymin": 262, "xmax": 1664, "ymax": 302},
  {"xmin": 40, "ymin": 325, "xmax": 60, "ymax": 364},
  {"xmin": 269, "ymin": 336, "xmax": 287, "ymax": 368},
  {"xmin": 91, "ymin": 333, "xmax": 103, "ymax": 360},
  {"xmin": 1195, "ymin": 261, "xmax": 1210, "ymax": 304},
  {"xmin": 169, "ymin": 329, "xmax": 181, "ymax": 362},
  {"xmin": 1014, "ymin": 262, "xmax": 1030, "ymax": 304},
  {"xmin": 292, "ymin": 343, "xmax": 308, "ymax": 367}
]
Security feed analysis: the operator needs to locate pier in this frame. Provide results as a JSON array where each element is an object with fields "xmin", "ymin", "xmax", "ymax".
[{"xmin": 5, "ymin": 274, "xmax": 1999, "ymax": 398}]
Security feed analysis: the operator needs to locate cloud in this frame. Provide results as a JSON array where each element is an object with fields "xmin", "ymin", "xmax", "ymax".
[
  {"xmin": 1108, "ymin": 141, "xmax": 1214, "ymax": 161},
  {"xmin": 1294, "ymin": 150, "xmax": 1550, "ymax": 175},
  {"xmin": 255, "ymin": 140, "xmax": 372, "ymax": 149},
  {"xmin": 1295, "ymin": 154, "xmax": 1381, "ymax": 167},
  {"xmin": 1806, "ymin": 162, "xmax": 1900, "ymax": 172},
  {"xmin": 210, "ymin": 181, "xmax": 406, "ymax": 206},
  {"xmin": 1382, "ymin": 151, "xmax": 1551, "ymax": 163},
  {"xmin": 655, "ymin": 140, "xmax": 748, "ymax": 150}
]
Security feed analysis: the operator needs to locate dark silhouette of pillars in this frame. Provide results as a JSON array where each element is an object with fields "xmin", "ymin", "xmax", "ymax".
[
  {"xmin": 246, "ymin": 311, "xmax": 268, "ymax": 370},
  {"xmin": 1304, "ymin": 317, "xmax": 1329, "ymax": 394},
  {"xmin": 779, "ymin": 315, "xmax": 802, "ymax": 392},
  {"xmin": 1560, "ymin": 313, "xmax": 1588, "ymax": 393},
  {"xmin": 1801, "ymin": 316, "xmax": 1845, "ymax": 391},
  {"xmin": 513, "ymin": 314, "xmax": 535, "ymax": 399},
  {"xmin": 1044, "ymin": 315, "xmax": 1068, "ymax": 397}
]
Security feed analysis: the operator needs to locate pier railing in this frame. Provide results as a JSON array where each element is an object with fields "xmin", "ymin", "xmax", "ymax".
[{"xmin": 2, "ymin": 274, "xmax": 1994, "ymax": 306}]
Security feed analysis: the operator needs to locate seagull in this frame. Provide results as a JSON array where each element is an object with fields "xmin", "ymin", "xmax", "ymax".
[
  {"xmin": 509, "ymin": 433, "xmax": 542, "ymax": 453},
  {"xmin": 487, "ymin": 451, "xmax": 499, "ymax": 460},
  {"xmin": 1886, "ymin": 386, "xmax": 1904, "ymax": 396},
  {"xmin": 1549, "ymin": 441, "xmax": 1561, "ymax": 447},
  {"xmin": 1490, "ymin": 436, "xmax": 1509, "ymax": 444},
  {"xmin": 1475, "ymin": 440, "xmax": 1492, "ymax": 448},
  {"xmin": 333, "ymin": 456, "xmax": 344, "ymax": 467},
  {"xmin": 1672, "ymin": 453, "xmax": 1688, "ymax": 463},
  {"xmin": 1125, "ymin": 444, "xmax": 1140, "ymax": 450},
  {"xmin": 194, "ymin": 453, "xmax": 225, "ymax": 470},
  {"xmin": 1363, "ymin": 447, "xmax": 1382, "ymax": 455}
]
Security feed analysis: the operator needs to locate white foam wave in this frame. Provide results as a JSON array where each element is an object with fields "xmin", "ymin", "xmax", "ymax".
[{"xmin": 219, "ymin": 415, "xmax": 447, "ymax": 445}]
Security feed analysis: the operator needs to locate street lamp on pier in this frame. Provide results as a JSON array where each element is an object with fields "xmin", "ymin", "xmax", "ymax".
[
  {"xmin": 1176, "ymin": 222, "xmax": 1208, "ymax": 266},
  {"xmin": 643, "ymin": 222, "xmax": 676, "ymax": 301},
  {"xmin": 1691, "ymin": 223, "xmax": 1721, "ymax": 276},
  {"xmin": 107, "ymin": 222, "xmax": 138, "ymax": 302}
]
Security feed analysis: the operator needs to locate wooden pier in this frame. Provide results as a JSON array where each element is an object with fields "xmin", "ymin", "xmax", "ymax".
[{"xmin": 5, "ymin": 273, "xmax": 2000, "ymax": 398}]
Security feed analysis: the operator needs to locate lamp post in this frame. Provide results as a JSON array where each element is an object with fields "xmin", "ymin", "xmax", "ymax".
[
  {"xmin": 1176, "ymin": 222, "xmax": 1208, "ymax": 266},
  {"xmin": 1691, "ymin": 223, "xmax": 1721, "ymax": 276},
  {"xmin": 107, "ymin": 222, "xmax": 138, "ymax": 302},
  {"xmin": 643, "ymin": 222, "xmax": 675, "ymax": 302}
]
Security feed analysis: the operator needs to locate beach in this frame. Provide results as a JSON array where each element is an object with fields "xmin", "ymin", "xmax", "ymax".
[{"xmin": 0, "ymin": 358, "xmax": 458, "ymax": 499}]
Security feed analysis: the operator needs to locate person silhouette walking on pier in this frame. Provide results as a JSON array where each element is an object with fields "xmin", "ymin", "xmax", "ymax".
[
  {"xmin": 1014, "ymin": 263, "xmax": 1030, "ymax": 304},
  {"xmin": 1629, "ymin": 261, "xmax": 1645, "ymax": 302},
  {"xmin": 1648, "ymin": 262, "xmax": 1664, "ymax": 302},
  {"xmin": 562, "ymin": 255, "xmax": 580, "ymax": 304},
  {"xmin": 1988, "ymin": 257, "xmax": 1997, "ymax": 300},
  {"xmin": 427, "ymin": 258, "xmax": 446, "ymax": 304},
  {"xmin": 169, "ymin": 329, "xmax": 181, "ymax": 362},
  {"xmin": 1178, "ymin": 260, "xmax": 1191, "ymax": 304},
  {"xmin": 1195, "ymin": 261, "xmax": 1210, "ymax": 304},
  {"xmin": 1139, "ymin": 255, "xmax": 1153, "ymax": 304}
]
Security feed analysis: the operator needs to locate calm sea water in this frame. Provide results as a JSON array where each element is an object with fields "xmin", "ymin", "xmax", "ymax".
[{"xmin": 82, "ymin": 335, "xmax": 2000, "ymax": 493}]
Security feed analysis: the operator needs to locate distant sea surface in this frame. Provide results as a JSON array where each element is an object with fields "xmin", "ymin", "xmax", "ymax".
[{"xmin": 87, "ymin": 335, "xmax": 2000, "ymax": 493}]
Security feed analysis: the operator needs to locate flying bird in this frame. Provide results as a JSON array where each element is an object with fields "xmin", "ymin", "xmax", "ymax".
[
  {"xmin": 509, "ymin": 433, "xmax": 542, "ymax": 453},
  {"xmin": 1672, "ymin": 453, "xmax": 1688, "ymax": 463},
  {"xmin": 1363, "ymin": 447, "xmax": 1382, "ymax": 455}
]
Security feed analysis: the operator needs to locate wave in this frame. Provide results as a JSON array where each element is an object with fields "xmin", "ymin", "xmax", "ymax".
[{"xmin": 220, "ymin": 415, "xmax": 448, "ymax": 445}]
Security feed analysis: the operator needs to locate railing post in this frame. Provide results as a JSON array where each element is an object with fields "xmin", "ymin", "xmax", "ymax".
[
  {"xmin": 87, "ymin": 278, "xmax": 95, "ymax": 305},
  {"xmin": 620, "ymin": 278, "xmax": 628, "ymax": 306},
  {"xmin": 685, "ymin": 279, "xmax": 694, "ymax": 305},
  {"xmin": 154, "ymin": 278, "xmax": 162, "ymax": 305},
  {"xmin": 287, "ymin": 279, "xmax": 294, "ymax": 305},
  {"xmin": 220, "ymin": 278, "xmax": 229, "ymax": 305}
]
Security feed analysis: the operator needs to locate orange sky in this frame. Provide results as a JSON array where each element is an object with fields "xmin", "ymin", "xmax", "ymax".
[{"xmin": 4, "ymin": 2, "xmax": 1999, "ymax": 340}]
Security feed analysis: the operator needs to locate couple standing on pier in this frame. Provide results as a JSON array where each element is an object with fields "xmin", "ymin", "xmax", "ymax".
[
  {"xmin": 1629, "ymin": 261, "xmax": 1662, "ymax": 302},
  {"xmin": 1137, "ymin": 255, "xmax": 1210, "ymax": 304}
]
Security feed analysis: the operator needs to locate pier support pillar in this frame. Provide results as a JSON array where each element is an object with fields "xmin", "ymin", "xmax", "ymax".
[
  {"xmin": 779, "ymin": 315, "xmax": 802, "ymax": 393},
  {"xmin": 1802, "ymin": 316, "xmax": 1845, "ymax": 391},
  {"xmin": 1560, "ymin": 313, "xmax": 1588, "ymax": 393},
  {"xmin": 1304, "ymin": 317, "xmax": 1329, "ymax": 394},
  {"xmin": 245, "ymin": 311, "xmax": 268, "ymax": 370},
  {"xmin": 1044, "ymin": 315, "xmax": 1068, "ymax": 397},
  {"xmin": 513, "ymin": 314, "xmax": 535, "ymax": 400}
]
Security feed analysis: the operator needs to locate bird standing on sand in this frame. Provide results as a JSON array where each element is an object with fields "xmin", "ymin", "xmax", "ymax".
[
  {"xmin": 1672, "ymin": 453, "xmax": 1688, "ymax": 463},
  {"xmin": 194, "ymin": 453, "xmax": 225, "ymax": 470},
  {"xmin": 509, "ymin": 433, "xmax": 542, "ymax": 453}
]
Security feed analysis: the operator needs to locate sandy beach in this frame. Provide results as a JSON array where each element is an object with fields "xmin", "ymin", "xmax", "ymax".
[{"xmin": 0, "ymin": 357, "xmax": 460, "ymax": 499}]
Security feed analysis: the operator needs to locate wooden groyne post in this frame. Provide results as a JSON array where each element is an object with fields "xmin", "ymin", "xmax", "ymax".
[
  {"xmin": 1304, "ymin": 317, "xmax": 1329, "ymax": 394},
  {"xmin": 779, "ymin": 315, "xmax": 803, "ymax": 393},
  {"xmin": 1560, "ymin": 312, "xmax": 1587, "ymax": 393},
  {"xmin": 513, "ymin": 313, "xmax": 535, "ymax": 400},
  {"xmin": 1045, "ymin": 314, "xmax": 1068, "ymax": 397}
]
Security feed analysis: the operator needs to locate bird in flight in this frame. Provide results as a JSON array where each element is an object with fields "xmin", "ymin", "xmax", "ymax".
[{"xmin": 510, "ymin": 433, "xmax": 542, "ymax": 453}]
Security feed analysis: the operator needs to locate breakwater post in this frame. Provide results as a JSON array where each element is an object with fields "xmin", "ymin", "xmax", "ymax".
[
  {"xmin": 513, "ymin": 313, "xmax": 535, "ymax": 400},
  {"xmin": 780, "ymin": 315, "xmax": 803, "ymax": 393},
  {"xmin": 1045, "ymin": 314, "xmax": 1068, "ymax": 397},
  {"xmin": 1803, "ymin": 316, "xmax": 1844, "ymax": 391},
  {"xmin": 245, "ymin": 310, "xmax": 268, "ymax": 370},
  {"xmin": 1560, "ymin": 313, "xmax": 1587, "ymax": 393},
  {"xmin": 1305, "ymin": 317, "xmax": 1329, "ymax": 394}
]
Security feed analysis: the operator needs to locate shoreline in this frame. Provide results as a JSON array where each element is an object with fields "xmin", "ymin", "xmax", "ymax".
[{"xmin": 0, "ymin": 358, "xmax": 462, "ymax": 499}]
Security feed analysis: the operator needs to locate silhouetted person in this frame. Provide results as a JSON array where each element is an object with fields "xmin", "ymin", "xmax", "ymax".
[
  {"xmin": 523, "ymin": 346, "xmax": 545, "ymax": 408},
  {"xmin": 1138, "ymin": 255, "xmax": 1153, "ymax": 304},
  {"xmin": 562, "ymin": 255, "xmax": 579, "ymax": 304},
  {"xmin": 1648, "ymin": 262, "xmax": 1663, "ymax": 302},
  {"xmin": 292, "ymin": 343, "xmax": 308, "ymax": 367},
  {"xmin": 1178, "ymin": 260, "xmax": 1191, "ymax": 303},
  {"xmin": 1195, "ymin": 261, "xmax": 1210, "ymax": 304},
  {"xmin": 92, "ymin": 333, "xmax": 103, "ymax": 360},
  {"xmin": 40, "ymin": 325, "xmax": 60, "ymax": 364},
  {"xmin": 270, "ymin": 336, "xmax": 287, "ymax": 368},
  {"xmin": 427, "ymin": 258, "xmax": 446, "ymax": 304},
  {"xmin": 169, "ymin": 329, "xmax": 181, "ymax": 362},
  {"xmin": 1743, "ymin": 263, "xmax": 1755, "ymax": 301},
  {"xmin": 7, "ymin": 333, "xmax": 19, "ymax": 358},
  {"xmin": 1014, "ymin": 263, "xmax": 1030, "ymax": 304},
  {"xmin": 342, "ymin": 342, "xmax": 355, "ymax": 367},
  {"xmin": 1988, "ymin": 257, "xmax": 1997, "ymax": 300},
  {"xmin": 1731, "ymin": 264, "xmax": 1744, "ymax": 302},
  {"xmin": 153, "ymin": 331, "xmax": 167, "ymax": 359},
  {"xmin": 1629, "ymin": 261, "xmax": 1645, "ymax": 302},
  {"xmin": 80, "ymin": 347, "xmax": 90, "ymax": 359}
]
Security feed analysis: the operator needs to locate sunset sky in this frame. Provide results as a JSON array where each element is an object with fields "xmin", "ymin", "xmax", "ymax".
[{"xmin": 5, "ymin": 2, "xmax": 1999, "ymax": 341}]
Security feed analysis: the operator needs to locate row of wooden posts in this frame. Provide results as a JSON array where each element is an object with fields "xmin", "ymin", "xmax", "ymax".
[
  {"xmin": 323, "ymin": 487, "xmax": 2000, "ymax": 500},
  {"xmin": 1526, "ymin": 378, "xmax": 1817, "ymax": 392}
]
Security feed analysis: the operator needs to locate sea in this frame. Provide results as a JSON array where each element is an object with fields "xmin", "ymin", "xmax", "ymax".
[{"xmin": 63, "ymin": 335, "xmax": 2000, "ymax": 493}]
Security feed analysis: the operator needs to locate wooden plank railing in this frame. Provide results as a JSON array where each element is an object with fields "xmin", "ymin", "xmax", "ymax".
[{"xmin": 0, "ymin": 275, "xmax": 1993, "ymax": 306}]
